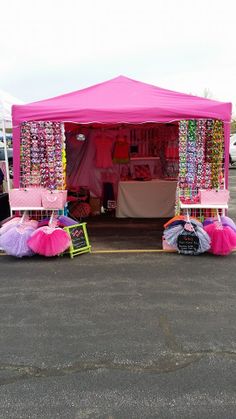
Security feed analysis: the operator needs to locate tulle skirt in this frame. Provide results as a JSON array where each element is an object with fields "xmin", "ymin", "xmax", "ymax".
[
  {"xmin": 204, "ymin": 223, "xmax": 236, "ymax": 255},
  {"xmin": 0, "ymin": 225, "xmax": 36, "ymax": 257},
  {"xmin": 28, "ymin": 227, "xmax": 71, "ymax": 257},
  {"xmin": 164, "ymin": 224, "xmax": 211, "ymax": 254}
]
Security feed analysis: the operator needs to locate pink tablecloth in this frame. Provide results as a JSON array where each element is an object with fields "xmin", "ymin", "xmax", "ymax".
[{"xmin": 116, "ymin": 179, "xmax": 177, "ymax": 218}]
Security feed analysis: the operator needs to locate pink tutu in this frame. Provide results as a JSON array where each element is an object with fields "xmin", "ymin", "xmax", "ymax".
[
  {"xmin": 204, "ymin": 222, "xmax": 236, "ymax": 255},
  {"xmin": 27, "ymin": 226, "xmax": 71, "ymax": 257}
]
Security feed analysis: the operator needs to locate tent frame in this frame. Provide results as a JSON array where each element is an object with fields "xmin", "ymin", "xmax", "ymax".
[{"xmin": 0, "ymin": 114, "xmax": 11, "ymax": 193}]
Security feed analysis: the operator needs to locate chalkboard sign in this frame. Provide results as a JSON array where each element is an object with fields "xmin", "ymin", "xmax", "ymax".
[
  {"xmin": 177, "ymin": 230, "xmax": 199, "ymax": 255},
  {"xmin": 63, "ymin": 222, "xmax": 91, "ymax": 258}
]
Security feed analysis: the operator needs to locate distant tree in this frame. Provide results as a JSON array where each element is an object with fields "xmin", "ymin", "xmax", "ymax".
[
  {"xmin": 231, "ymin": 119, "xmax": 236, "ymax": 134},
  {"xmin": 203, "ymin": 88, "xmax": 213, "ymax": 99}
]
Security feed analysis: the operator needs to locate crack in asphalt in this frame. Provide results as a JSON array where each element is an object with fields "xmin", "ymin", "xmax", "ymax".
[
  {"xmin": 0, "ymin": 316, "xmax": 235, "ymax": 386},
  {"xmin": 1, "ymin": 350, "xmax": 236, "ymax": 386},
  {"xmin": 159, "ymin": 315, "xmax": 183, "ymax": 352}
]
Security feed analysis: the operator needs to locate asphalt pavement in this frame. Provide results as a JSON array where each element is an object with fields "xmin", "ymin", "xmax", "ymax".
[{"xmin": 0, "ymin": 168, "xmax": 236, "ymax": 418}]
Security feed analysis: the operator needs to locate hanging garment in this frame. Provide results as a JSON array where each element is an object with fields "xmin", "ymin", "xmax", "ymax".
[
  {"xmin": 94, "ymin": 134, "xmax": 114, "ymax": 168},
  {"xmin": 113, "ymin": 135, "xmax": 130, "ymax": 164}
]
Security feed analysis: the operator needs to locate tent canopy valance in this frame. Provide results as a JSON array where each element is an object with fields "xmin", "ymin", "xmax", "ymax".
[
  {"xmin": 12, "ymin": 76, "xmax": 232, "ymax": 188},
  {"xmin": 12, "ymin": 75, "xmax": 232, "ymax": 125}
]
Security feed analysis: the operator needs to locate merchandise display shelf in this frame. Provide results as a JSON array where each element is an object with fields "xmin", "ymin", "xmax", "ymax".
[
  {"xmin": 11, "ymin": 207, "xmax": 59, "ymax": 211},
  {"xmin": 180, "ymin": 203, "xmax": 228, "ymax": 209}
]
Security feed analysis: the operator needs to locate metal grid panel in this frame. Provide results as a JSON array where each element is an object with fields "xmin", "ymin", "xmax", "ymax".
[
  {"xmin": 20, "ymin": 121, "xmax": 66, "ymax": 190},
  {"xmin": 11, "ymin": 209, "xmax": 61, "ymax": 221},
  {"xmin": 177, "ymin": 119, "xmax": 225, "ymax": 219}
]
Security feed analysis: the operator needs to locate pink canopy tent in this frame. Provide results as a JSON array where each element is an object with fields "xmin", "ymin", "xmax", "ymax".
[{"xmin": 12, "ymin": 75, "xmax": 232, "ymax": 187}]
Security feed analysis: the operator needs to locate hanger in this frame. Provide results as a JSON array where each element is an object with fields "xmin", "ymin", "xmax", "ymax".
[
  {"xmin": 216, "ymin": 209, "xmax": 221, "ymax": 223},
  {"xmin": 186, "ymin": 209, "xmax": 190, "ymax": 223}
]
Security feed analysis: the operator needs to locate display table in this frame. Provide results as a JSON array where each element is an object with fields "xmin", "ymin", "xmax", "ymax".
[{"xmin": 116, "ymin": 179, "xmax": 177, "ymax": 218}]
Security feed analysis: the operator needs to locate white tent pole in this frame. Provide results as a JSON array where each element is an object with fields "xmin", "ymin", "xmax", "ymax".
[{"xmin": 1, "ymin": 118, "xmax": 11, "ymax": 193}]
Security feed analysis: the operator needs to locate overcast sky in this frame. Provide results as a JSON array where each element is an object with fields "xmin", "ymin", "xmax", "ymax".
[{"xmin": 1, "ymin": 0, "xmax": 235, "ymax": 115}]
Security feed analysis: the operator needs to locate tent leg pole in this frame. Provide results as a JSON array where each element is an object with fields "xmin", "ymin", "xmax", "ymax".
[{"xmin": 1, "ymin": 119, "xmax": 11, "ymax": 193}]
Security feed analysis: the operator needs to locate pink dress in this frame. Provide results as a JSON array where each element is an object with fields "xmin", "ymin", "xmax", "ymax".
[{"xmin": 94, "ymin": 135, "xmax": 114, "ymax": 168}]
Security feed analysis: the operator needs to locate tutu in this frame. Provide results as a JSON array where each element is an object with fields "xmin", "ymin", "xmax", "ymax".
[
  {"xmin": 166, "ymin": 218, "xmax": 203, "ymax": 229},
  {"xmin": 0, "ymin": 217, "xmax": 21, "ymax": 236},
  {"xmin": 0, "ymin": 224, "xmax": 36, "ymax": 257},
  {"xmin": 204, "ymin": 222, "xmax": 236, "ymax": 255},
  {"xmin": 58, "ymin": 215, "xmax": 77, "ymax": 227},
  {"xmin": 164, "ymin": 216, "xmax": 211, "ymax": 255},
  {"xmin": 164, "ymin": 216, "xmax": 186, "ymax": 229},
  {"xmin": 177, "ymin": 223, "xmax": 200, "ymax": 255},
  {"xmin": 164, "ymin": 225, "xmax": 183, "ymax": 248},
  {"xmin": 204, "ymin": 216, "xmax": 236, "ymax": 233},
  {"xmin": 203, "ymin": 217, "xmax": 215, "ymax": 228},
  {"xmin": 37, "ymin": 217, "xmax": 50, "ymax": 228},
  {"xmin": 220, "ymin": 216, "xmax": 236, "ymax": 233},
  {"xmin": 196, "ymin": 226, "xmax": 211, "ymax": 253},
  {"xmin": 164, "ymin": 215, "xmax": 200, "ymax": 229},
  {"xmin": 28, "ymin": 226, "xmax": 71, "ymax": 257}
]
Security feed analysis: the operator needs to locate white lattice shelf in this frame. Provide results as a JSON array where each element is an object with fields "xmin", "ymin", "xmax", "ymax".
[
  {"xmin": 11, "ymin": 207, "xmax": 59, "ymax": 211},
  {"xmin": 180, "ymin": 203, "xmax": 228, "ymax": 209}
]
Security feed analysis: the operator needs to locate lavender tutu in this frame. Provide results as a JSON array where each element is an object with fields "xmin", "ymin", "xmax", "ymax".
[
  {"xmin": 0, "ymin": 217, "xmax": 21, "ymax": 236},
  {"xmin": 58, "ymin": 215, "xmax": 77, "ymax": 227},
  {"xmin": 0, "ymin": 224, "xmax": 36, "ymax": 257},
  {"xmin": 220, "ymin": 216, "xmax": 236, "ymax": 232}
]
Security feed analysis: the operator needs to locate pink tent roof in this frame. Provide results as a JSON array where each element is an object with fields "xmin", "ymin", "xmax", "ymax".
[
  {"xmin": 12, "ymin": 76, "xmax": 232, "ymax": 188},
  {"xmin": 12, "ymin": 75, "xmax": 232, "ymax": 125}
]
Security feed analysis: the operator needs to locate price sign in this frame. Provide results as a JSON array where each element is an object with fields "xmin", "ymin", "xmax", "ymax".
[
  {"xmin": 63, "ymin": 222, "xmax": 91, "ymax": 258},
  {"xmin": 177, "ymin": 230, "xmax": 200, "ymax": 255}
]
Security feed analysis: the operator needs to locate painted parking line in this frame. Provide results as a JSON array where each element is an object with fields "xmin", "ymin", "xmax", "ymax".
[
  {"xmin": 1, "ymin": 249, "xmax": 235, "ymax": 255},
  {"xmin": 91, "ymin": 249, "xmax": 236, "ymax": 254},
  {"xmin": 91, "ymin": 249, "xmax": 176, "ymax": 254},
  {"xmin": 0, "ymin": 249, "xmax": 176, "ymax": 256}
]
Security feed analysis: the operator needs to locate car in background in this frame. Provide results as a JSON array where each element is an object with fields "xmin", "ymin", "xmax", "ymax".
[
  {"xmin": 0, "ymin": 136, "xmax": 13, "ymax": 179},
  {"xmin": 0, "ymin": 134, "xmax": 13, "ymax": 161},
  {"xmin": 230, "ymin": 134, "xmax": 236, "ymax": 166}
]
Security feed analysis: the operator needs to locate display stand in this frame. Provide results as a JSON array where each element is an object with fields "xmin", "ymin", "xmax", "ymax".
[
  {"xmin": 1, "ymin": 119, "xmax": 11, "ymax": 193},
  {"xmin": 180, "ymin": 202, "xmax": 228, "ymax": 216},
  {"xmin": 11, "ymin": 207, "xmax": 60, "ymax": 211},
  {"xmin": 10, "ymin": 206, "xmax": 61, "ymax": 217}
]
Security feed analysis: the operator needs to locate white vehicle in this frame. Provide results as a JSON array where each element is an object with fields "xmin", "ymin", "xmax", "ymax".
[
  {"xmin": 230, "ymin": 134, "xmax": 236, "ymax": 166},
  {"xmin": 0, "ymin": 140, "xmax": 13, "ymax": 161}
]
